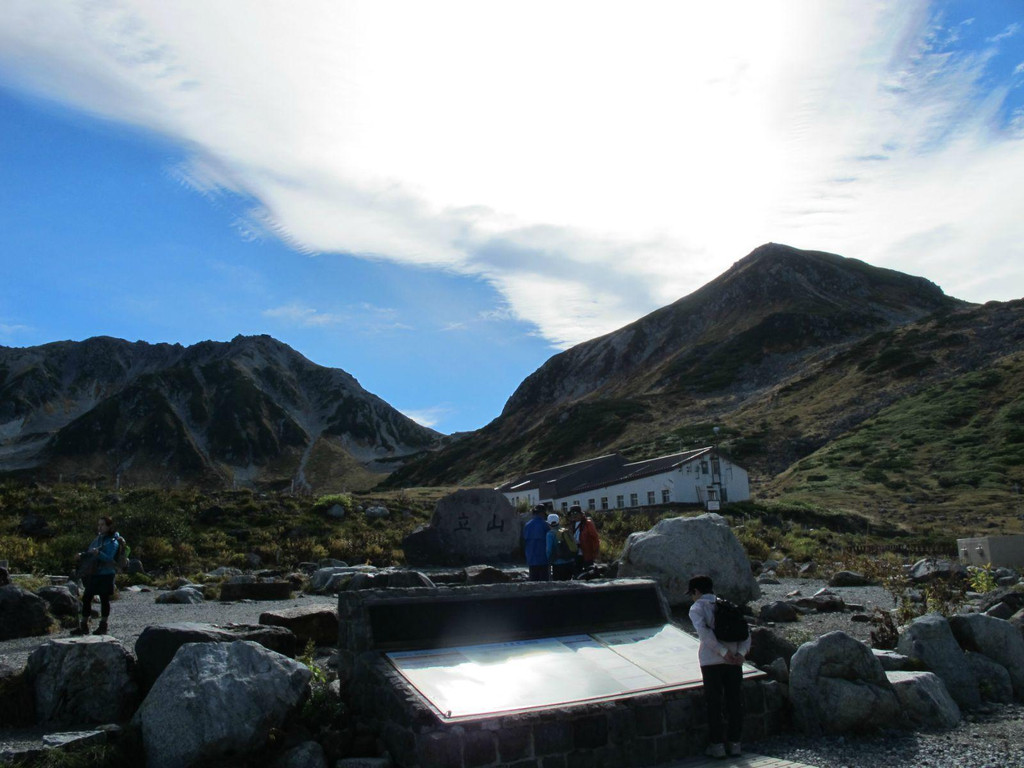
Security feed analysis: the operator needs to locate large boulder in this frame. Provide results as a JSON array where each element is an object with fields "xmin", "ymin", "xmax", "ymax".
[
  {"xmin": 309, "ymin": 566, "xmax": 377, "ymax": 594},
  {"xmin": 36, "ymin": 586, "xmax": 80, "ymax": 618},
  {"xmin": 26, "ymin": 636, "xmax": 139, "ymax": 725},
  {"xmin": 897, "ymin": 613, "xmax": 981, "ymax": 710},
  {"xmin": 0, "ymin": 585, "xmax": 55, "ymax": 640},
  {"xmin": 134, "ymin": 622, "xmax": 297, "ymax": 692},
  {"xmin": 789, "ymin": 631, "xmax": 902, "ymax": 735},
  {"xmin": 908, "ymin": 558, "xmax": 967, "ymax": 584},
  {"xmin": 133, "ymin": 641, "xmax": 311, "ymax": 768},
  {"xmin": 154, "ymin": 587, "xmax": 204, "ymax": 604},
  {"xmin": 402, "ymin": 489, "xmax": 521, "ymax": 567},
  {"xmin": 344, "ymin": 569, "xmax": 435, "ymax": 591},
  {"xmin": 886, "ymin": 671, "xmax": 960, "ymax": 729},
  {"xmin": 0, "ymin": 658, "xmax": 34, "ymax": 727},
  {"xmin": 965, "ymin": 652, "xmax": 1014, "ymax": 703},
  {"xmin": 948, "ymin": 613, "xmax": 1024, "ymax": 700},
  {"xmin": 260, "ymin": 604, "xmax": 339, "ymax": 648},
  {"xmin": 747, "ymin": 626, "xmax": 798, "ymax": 668},
  {"xmin": 616, "ymin": 514, "xmax": 759, "ymax": 606}
]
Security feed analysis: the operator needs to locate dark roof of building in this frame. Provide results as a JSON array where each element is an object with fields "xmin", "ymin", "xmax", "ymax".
[
  {"xmin": 493, "ymin": 453, "xmax": 622, "ymax": 493},
  {"xmin": 564, "ymin": 448, "xmax": 713, "ymax": 496},
  {"xmin": 495, "ymin": 447, "xmax": 715, "ymax": 498}
]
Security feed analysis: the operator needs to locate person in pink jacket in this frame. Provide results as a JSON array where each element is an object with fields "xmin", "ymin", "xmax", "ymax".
[{"xmin": 687, "ymin": 574, "xmax": 751, "ymax": 759}]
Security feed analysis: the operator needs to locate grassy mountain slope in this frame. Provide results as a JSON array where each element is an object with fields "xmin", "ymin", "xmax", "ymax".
[{"xmin": 385, "ymin": 244, "xmax": 969, "ymax": 487}]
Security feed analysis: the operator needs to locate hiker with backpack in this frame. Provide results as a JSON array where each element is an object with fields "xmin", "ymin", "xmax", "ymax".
[
  {"xmin": 545, "ymin": 513, "xmax": 577, "ymax": 581},
  {"xmin": 72, "ymin": 516, "xmax": 126, "ymax": 636},
  {"xmin": 687, "ymin": 574, "xmax": 750, "ymax": 759}
]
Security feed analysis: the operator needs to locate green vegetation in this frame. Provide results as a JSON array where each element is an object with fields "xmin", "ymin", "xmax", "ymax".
[
  {"xmin": 0, "ymin": 481, "xmax": 445, "ymax": 575},
  {"xmin": 768, "ymin": 353, "xmax": 1024, "ymax": 536}
]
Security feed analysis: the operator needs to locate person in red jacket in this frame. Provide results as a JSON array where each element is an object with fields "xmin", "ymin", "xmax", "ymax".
[{"xmin": 568, "ymin": 505, "xmax": 600, "ymax": 574}]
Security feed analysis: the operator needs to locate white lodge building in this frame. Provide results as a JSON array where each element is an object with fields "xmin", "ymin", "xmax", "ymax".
[{"xmin": 495, "ymin": 447, "xmax": 750, "ymax": 513}]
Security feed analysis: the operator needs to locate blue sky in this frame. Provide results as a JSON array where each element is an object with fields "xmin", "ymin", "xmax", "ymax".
[{"xmin": 1, "ymin": 1, "xmax": 1022, "ymax": 434}]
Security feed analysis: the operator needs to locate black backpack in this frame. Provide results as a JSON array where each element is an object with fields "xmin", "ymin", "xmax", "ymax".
[{"xmin": 713, "ymin": 597, "xmax": 750, "ymax": 642}]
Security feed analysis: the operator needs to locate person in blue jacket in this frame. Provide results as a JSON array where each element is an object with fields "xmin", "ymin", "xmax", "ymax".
[
  {"xmin": 72, "ymin": 516, "xmax": 121, "ymax": 636},
  {"xmin": 522, "ymin": 504, "xmax": 550, "ymax": 581}
]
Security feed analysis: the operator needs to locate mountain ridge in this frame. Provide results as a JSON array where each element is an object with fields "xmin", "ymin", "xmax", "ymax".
[{"xmin": 0, "ymin": 334, "xmax": 439, "ymax": 490}]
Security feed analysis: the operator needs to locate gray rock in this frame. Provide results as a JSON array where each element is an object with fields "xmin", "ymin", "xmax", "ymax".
[
  {"xmin": 134, "ymin": 622, "xmax": 298, "ymax": 692},
  {"xmin": 26, "ymin": 636, "xmax": 138, "ymax": 725},
  {"xmin": 364, "ymin": 505, "xmax": 390, "ymax": 519},
  {"xmin": 403, "ymin": 489, "xmax": 521, "ymax": 567},
  {"xmin": 326, "ymin": 504, "xmax": 347, "ymax": 519},
  {"xmin": 42, "ymin": 730, "xmax": 107, "ymax": 749},
  {"xmin": 154, "ymin": 587, "xmax": 204, "ymax": 604},
  {"xmin": 259, "ymin": 604, "xmax": 339, "ymax": 648},
  {"xmin": 983, "ymin": 601, "xmax": 1014, "ymax": 620},
  {"xmin": 133, "ymin": 641, "xmax": 311, "ymax": 768},
  {"xmin": 790, "ymin": 631, "xmax": 902, "ymax": 735},
  {"xmin": 897, "ymin": 613, "xmax": 981, "ymax": 710},
  {"xmin": 909, "ymin": 558, "xmax": 967, "ymax": 584},
  {"xmin": 872, "ymin": 649, "xmax": 913, "ymax": 671},
  {"xmin": 464, "ymin": 564, "xmax": 512, "ymax": 584},
  {"xmin": 829, "ymin": 570, "xmax": 874, "ymax": 587},
  {"xmin": 206, "ymin": 567, "xmax": 243, "ymax": 578},
  {"xmin": 617, "ymin": 513, "xmax": 760, "ymax": 606},
  {"xmin": 964, "ymin": 651, "xmax": 1013, "ymax": 703},
  {"xmin": 747, "ymin": 626, "xmax": 799, "ymax": 668},
  {"xmin": 36, "ymin": 586, "xmax": 79, "ymax": 618},
  {"xmin": 309, "ymin": 565, "xmax": 376, "ymax": 594},
  {"xmin": 0, "ymin": 658, "xmax": 34, "ymax": 726},
  {"xmin": 273, "ymin": 740, "xmax": 328, "ymax": 768},
  {"xmin": 886, "ymin": 671, "xmax": 960, "ymax": 729},
  {"xmin": 765, "ymin": 657, "xmax": 789, "ymax": 683},
  {"xmin": 124, "ymin": 558, "xmax": 146, "ymax": 575},
  {"xmin": 948, "ymin": 612, "xmax": 1024, "ymax": 699},
  {"xmin": 760, "ymin": 601, "xmax": 800, "ymax": 623},
  {"xmin": 0, "ymin": 585, "xmax": 55, "ymax": 640}
]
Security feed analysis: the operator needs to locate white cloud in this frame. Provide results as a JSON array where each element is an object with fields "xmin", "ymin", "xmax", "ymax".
[
  {"xmin": 398, "ymin": 405, "xmax": 451, "ymax": 430},
  {"xmin": 1, "ymin": 1, "xmax": 1022, "ymax": 350}
]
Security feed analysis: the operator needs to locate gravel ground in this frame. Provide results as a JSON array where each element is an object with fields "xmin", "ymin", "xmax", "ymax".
[
  {"xmin": 3, "ymin": 578, "xmax": 1023, "ymax": 767},
  {"xmin": 0, "ymin": 588, "xmax": 339, "ymax": 670}
]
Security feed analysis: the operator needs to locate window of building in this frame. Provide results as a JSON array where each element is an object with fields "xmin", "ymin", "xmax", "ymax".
[
  {"xmin": 601, "ymin": 497, "xmax": 609, "ymax": 510},
  {"xmin": 616, "ymin": 495, "xmax": 625, "ymax": 508},
  {"xmin": 701, "ymin": 461, "xmax": 709, "ymax": 474},
  {"xmin": 647, "ymin": 491, "xmax": 656, "ymax": 505},
  {"xmin": 573, "ymin": 500, "xmax": 580, "ymax": 508},
  {"xmin": 662, "ymin": 489, "xmax": 670, "ymax": 504},
  {"xmin": 588, "ymin": 499, "xmax": 596, "ymax": 511},
  {"xmin": 630, "ymin": 493, "xmax": 638, "ymax": 507},
  {"xmin": 561, "ymin": 501, "xmax": 568, "ymax": 511}
]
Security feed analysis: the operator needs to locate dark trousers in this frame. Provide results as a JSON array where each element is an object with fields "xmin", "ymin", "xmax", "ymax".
[
  {"xmin": 701, "ymin": 663, "xmax": 743, "ymax": 744},
  {"xmin": 551, "ymin": 562, "xmax": 574, "ymax": 581},
  {"xmin": 528, "ymin": 565, "xmax": 550, "ymax": 582},
  {"xmin": 82, "ymin": 574, "xmax": 114, "ymax": 620}
]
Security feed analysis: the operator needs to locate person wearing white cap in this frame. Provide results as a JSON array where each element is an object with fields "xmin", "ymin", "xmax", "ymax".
[{"xmin": 545, "ymin": 512, "xmax": 577, "ymax": 581}]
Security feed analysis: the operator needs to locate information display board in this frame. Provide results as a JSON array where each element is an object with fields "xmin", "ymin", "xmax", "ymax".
[{"xmin": 386, "ymin": 624, "xmax": 760, "ymax": 721}]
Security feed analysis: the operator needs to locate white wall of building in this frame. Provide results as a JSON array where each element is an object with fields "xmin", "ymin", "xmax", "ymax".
[{"xmin": 501, "ymin": 455, "xmax": 750, "ymax": 512}]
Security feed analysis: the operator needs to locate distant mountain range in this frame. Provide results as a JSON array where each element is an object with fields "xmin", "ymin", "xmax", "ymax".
[
  {"xmin": 4, "ymin": 243, "xmax": 1022, "ymax": 526},
  {"xmin": 0, "ymin": 334, "xmax": 439, "ymax": 490}
]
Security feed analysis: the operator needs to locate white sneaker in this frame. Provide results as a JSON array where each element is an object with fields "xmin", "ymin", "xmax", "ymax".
[
  {"xmin": 705, "ymin": 743, "xmax": 726, "ymax": 759},
  {"xmin": 727, "ymin": 742, "xmax": 742, "ymax": 756}
]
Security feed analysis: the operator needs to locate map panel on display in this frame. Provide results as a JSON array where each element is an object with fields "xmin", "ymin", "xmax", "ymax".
[{"xmin": 385, "ymin": 624, "xmax": 759, "ymax": 721}]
